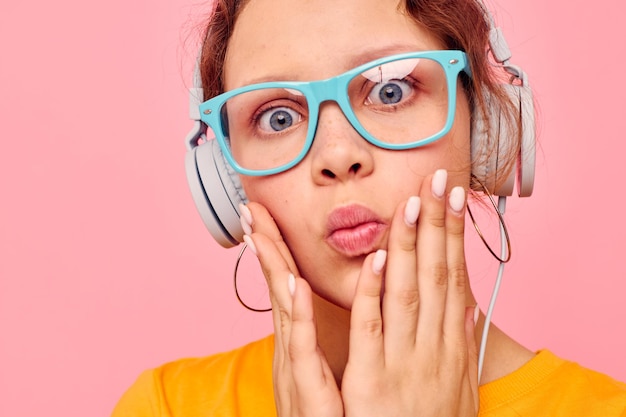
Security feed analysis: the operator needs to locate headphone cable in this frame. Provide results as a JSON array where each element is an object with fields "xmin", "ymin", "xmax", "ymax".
[{"xmin": 477, "ymin": 195, "xmax": 508, "ymax": 382}]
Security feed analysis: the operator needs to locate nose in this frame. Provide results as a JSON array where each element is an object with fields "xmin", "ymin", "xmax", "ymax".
[{"xmin": 309, "ymin": 103, "xmax": 374, "ymax": 185}]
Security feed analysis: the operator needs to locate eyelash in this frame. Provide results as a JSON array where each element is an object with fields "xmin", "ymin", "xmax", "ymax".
[
  {"xmin": 362, "ymin": 76, "xmax": 421, "ymax": 110},
  {"xmin": 250, "ymin": 100, "xmax": 307, "ymax": 134}
]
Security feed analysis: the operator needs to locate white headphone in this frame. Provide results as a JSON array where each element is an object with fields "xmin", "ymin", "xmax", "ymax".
[{"xmin": 184, "ymin": 3, "xmax": 536, "ymax": 248}]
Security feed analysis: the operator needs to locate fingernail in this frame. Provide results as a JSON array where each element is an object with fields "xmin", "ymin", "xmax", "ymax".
[
  {"xmin": 239, "ymin": 203, "xmax": 253, "ymax": 234},
  {"xmin": 474, "ymin": 304, "xmax": 480, "ymax": 325},
  {"xmin": 432, "ymin": 169, "xmax": 447, "ymax": 198},
  {"xmin": 243, "ymin": 234, "xmax": 257, "ymax": 256},
  {"xmin": 465, "ymin": 305, "xmax": 478, "ymax": 327},
  {"xmin": 288, "ymin": 273, "xmax": 296, "ymax": 296},
  {"xmin": 371, "ymin": 249, "xmax": 387, "ymax": 275},
  {"xmin": 404, "ymin": 196, "xmax": 421, "ymax": 226},
  {"xmin": 449, "ymin": 186, "xmax": 466, "ymax": 215},
  {"xmin": 240, "ymin": 215, "xmax": 252, "ymax": 236}
]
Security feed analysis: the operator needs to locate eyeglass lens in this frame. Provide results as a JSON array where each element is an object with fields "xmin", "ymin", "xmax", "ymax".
[{"xmin": 220, "ymin": 57, "xmax": 449, "ymax": 171}]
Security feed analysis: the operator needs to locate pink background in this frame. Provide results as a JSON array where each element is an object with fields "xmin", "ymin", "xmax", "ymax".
[{"xmin": 1, "ymin": 0, "xmax": 625, "ymax": 415}]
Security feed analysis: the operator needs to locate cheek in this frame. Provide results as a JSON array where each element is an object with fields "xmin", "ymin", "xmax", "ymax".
[
  {"xmin": 240, "ymin": 175, "xmax": 306, "ymax": 238},
  {"xmin": 242, "ymin": 175, "xmax": 326, "ymax": 288},
  {"xmin": 443, "ymin": 90, "xmax": 472, "ymax": 183},
  {"xmin": 241, "ymin": 175, "xmax": 284, "ymax": 205},
  {"xmin": 397, "ymin": 90, "xmax": 471, "ymax": 182},
  {"xmin": 454, "ymin": 88, "xmax": 472, "ymax": 156}
]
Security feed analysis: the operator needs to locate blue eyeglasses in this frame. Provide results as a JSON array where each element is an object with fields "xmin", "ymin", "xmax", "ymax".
[{"xmin": 199, "ymin": 50, "xmax": 470, "ymax": 176}]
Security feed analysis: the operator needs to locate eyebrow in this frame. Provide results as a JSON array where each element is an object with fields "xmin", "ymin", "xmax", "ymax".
[
  {"xmin": 345, "ymin": 43, "xmax": 428, "ymax": 69},
  {"xmin": 239, "ymin": 43, "xmax": 429, "ymax": 86}
]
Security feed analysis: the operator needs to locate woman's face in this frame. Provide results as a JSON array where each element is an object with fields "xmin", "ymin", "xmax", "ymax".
[{"xmin": 225, "ymin": 0, "xmax": 471, "ymax": 310}]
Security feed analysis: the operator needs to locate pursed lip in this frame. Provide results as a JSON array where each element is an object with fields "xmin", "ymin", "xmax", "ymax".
[{"xmin": 325, "ymin": 204, "xmax": 387, "ymax": 257}]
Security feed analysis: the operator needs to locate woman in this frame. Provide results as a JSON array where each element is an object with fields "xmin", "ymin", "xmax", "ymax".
[{"xmin": 113, "ymin": 0, "xmax": 626, "ymax": 415}]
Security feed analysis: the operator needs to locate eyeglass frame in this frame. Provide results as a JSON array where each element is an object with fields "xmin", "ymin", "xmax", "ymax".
[{"xmin": 198, "ymin": 49, "xmax": 471, "ymax": 177}]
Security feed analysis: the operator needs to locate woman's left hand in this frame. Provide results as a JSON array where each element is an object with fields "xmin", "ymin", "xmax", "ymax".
[{"xmin": 340, "ymin": 169, "xmax": 480, "ymax": 417}]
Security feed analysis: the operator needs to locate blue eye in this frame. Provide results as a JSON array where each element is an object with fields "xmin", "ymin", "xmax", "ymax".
[
  {"xmin": 258, "ymin": 107, "xmax": 302, "ymax": 132},
  {"xmin": 367, "ymin": 80, "xmax": 413, "ymax": 106}
]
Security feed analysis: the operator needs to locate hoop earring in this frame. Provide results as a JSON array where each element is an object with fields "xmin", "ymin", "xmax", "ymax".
[
  {"xmin": 466, "ymin": 176, "xmax": 512, "ymax": 263},
  {"xmin": 233, "ymin": 243, "xmax": 271, "ymax": 312}
]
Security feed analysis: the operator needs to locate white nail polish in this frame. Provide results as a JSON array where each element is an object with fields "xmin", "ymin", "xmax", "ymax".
[
  {"xmin": 404, "ymin": 196, "xmax": 421, "ymax": 226},
  {"xmin": 449, "ymin": 186, "xmax": 466, "ymax": 214},
  {"xmin": 371, "ymin": 250, "xmax": 387, "ymax": 275},
  {"xmin": 239, "ymin": 203, "xmax": 253, "ymax": 227},
  {"xmin": 432, "ymin": 169, "xmax": 447, "ymax": 198},
  {"xmin": 243, "ymin": 234, "xmax": 257, "ymax": 256},
  {"xmin": 288, "ymin": 273, "xmax": 296, "ymax": 296},
  {"xmin": 240, "ymin": 215, "xmax": 252, "ymax": 236}
]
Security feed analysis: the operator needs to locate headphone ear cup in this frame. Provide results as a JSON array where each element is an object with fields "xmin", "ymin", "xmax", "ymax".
[
  {"xmin": 516, "ymin": 84, "xmax": 536, "ymax": 197},
  {"xmin": 184, "ymin": 139, "xmax": 247, "ymax": 247},
  {"xmin": 470, "ymin": 84, "xmax": 536, "ymax": 197}
]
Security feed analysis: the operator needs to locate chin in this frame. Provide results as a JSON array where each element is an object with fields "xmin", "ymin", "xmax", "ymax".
[{"xmin": 308, "ymin": 265, "xmax": 363, "ymax": 312}]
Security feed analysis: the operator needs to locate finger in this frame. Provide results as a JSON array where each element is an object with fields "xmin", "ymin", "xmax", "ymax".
[
  {"xmin": 246, "ymin": 202, "xmax": 300, "ymax": 275},
  {"xmin": 243, "ymin": 202, "xmax": 299, "ymax": 361},
  {"xmin": 415, "ymin": 169, "xmax": 449, "ymax": 342},
  {"xmin": 289, "ymin": 277, "xmax": 336, "ymax": 393},
  {"xmin": 465, "ymin": 305, "xmax": 480, "ymax": 413},
  {"xmin": 348, "ymin": 250, "xmax": 386, "ymax": 371},
  {"xmin": 382, "ymin": 196, "xmax": 421, "ymax": 350},
  {"xmin": 246, "ymin": 231, "xmax": 295, "ymax": 312},
  {"xmin": 443, "ymin": 186, "xmax": 469, "ymax": 341},
  {"xmin": 245, "ymin": 232, "xmax": 294, "ymax": 364}
]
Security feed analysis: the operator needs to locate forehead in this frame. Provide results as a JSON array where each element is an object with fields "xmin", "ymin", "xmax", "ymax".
[{"xmin": 224, "ymin": 0, "xmax": 445, "ymax": 89}]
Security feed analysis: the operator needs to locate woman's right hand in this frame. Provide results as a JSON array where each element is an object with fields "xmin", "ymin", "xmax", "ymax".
[{"xmin": 241, "ymin": 202, "xmax": 344, "ymax": 417}]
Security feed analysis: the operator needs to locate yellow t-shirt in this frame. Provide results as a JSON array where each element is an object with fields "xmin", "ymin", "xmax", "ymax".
[{"xmin": 112, "ymin": 335, "xmax": 626, "ymax": 417}]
